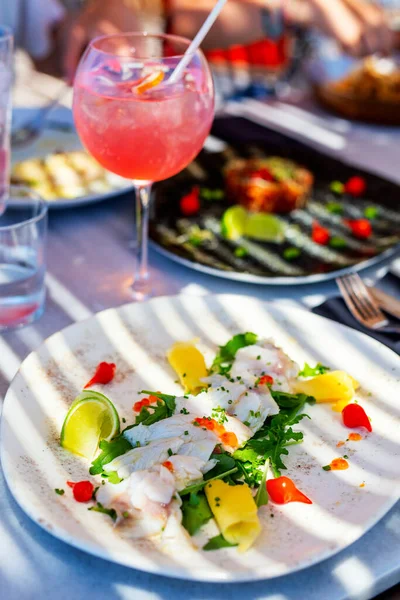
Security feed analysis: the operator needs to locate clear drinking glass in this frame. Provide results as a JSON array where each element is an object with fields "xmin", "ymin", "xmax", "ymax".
[
  {"xmin": 73, "ymin": 33, "xmax": 215, "ymax": 300},
  {"xmin": 0, "ymin": 187, "xmax": 48, "ymax": 331},
  {"xmin": 0, "ymin": 27, "xmax": 13, "ymax": 215}
]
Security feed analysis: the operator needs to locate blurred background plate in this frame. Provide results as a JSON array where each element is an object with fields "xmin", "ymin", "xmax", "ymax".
[{"xmin": 10, "ymin": 107, "xmax": 133, "ymax": 209}]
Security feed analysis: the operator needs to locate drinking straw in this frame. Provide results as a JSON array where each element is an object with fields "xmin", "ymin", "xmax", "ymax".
[{"xmin": 169, "ymin": 0, "xmax": 228, "ymax": 83}]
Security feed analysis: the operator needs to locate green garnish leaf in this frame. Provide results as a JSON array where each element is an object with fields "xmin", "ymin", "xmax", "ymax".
[
  {"xmin": 211, "ymin": 332, "xmax": 258, "ymax": 375},
  {"xmin": 203, "ymin": 534, "xmax": 238, "ymax": 551},
  {"xmin": 204, "ymin": 452, "xmax": 237, "ymax": 480},
  {"xmin": 364, "ymin": 206, "xmax": 379, "ymax": 220},
  {"xmin": 323, "ymin": 465, "xmax": 331, "ymax": 471},
  {"xmin": 298, "ymin": 363, "xmax": 330, "ymax": 378},
  {"xmin": 89, "ymin": 437, "xmax": 132, "ymax": 476},
  {"xmin": 182, "ymin": 493, "xmax": 213, "ymax": 536},
  {"xmin": 329, "ymin": 236, "xmax": 347, "ymax": 249},
  {"xmin": 271, "ymin": 390, "xmax": 316, "ymax": 409},
  {"xmin": 283, "ymin": 247, "xmax": 301, "ymax": 261},
  {"xmin": 139, "ymin": 391, "xmax": 176, "ymax": 415},
  {"xmin": 326, "ymin": 200, "xmax": 344, "ymax": 213},
  {"xmin": 234, "ymin": 246, "xmax": 249, "ymax": 258},
  {"xmin": 255, "ymin": 458, "xmax": 269, "ymax": 508},
  {"xmin": 200, "ymin": 188, "xmax": 224, "ymax": 201},
  {"xmin": 54, "ymin": 488, "xmax": 64, "ymax": 496},
  {"xmin": 179, "ymin": 467, "xmax": 238, "ymax": 497},
  {"xmin": 329, "ymin": 182, "xmax": 344, "ymax": 196},
  {"xmin": 88, "ymin": 502, "xmax": 118, "ymax": 521},
  {"xmin": 103, "ymin": 471, "xmax": 123, "ymax": 484}
]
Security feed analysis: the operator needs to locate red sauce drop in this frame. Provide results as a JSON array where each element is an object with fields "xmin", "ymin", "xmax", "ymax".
[
  {"xmin": 84, "ymin": 362, "xmax": 116, "ymax": 389},
  {"xmin": 330, "ymin": 458, "xmax": 349, "ymax": 471}
]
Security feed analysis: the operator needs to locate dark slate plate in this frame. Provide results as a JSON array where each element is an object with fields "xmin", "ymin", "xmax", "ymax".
[{"xmin": 150, "ymin": 116, "xmax": 400, "ymax": 285}]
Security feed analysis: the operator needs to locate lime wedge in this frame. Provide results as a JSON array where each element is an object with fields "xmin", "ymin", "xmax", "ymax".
[
  {"xmin": 244, "ymin": 213, "xmax": 286, "ymax": 242},
  {"xmin": 60, "ymin": 390, "xmax": 120, "ymax": 459},
  {"xmin": 221, "ymin": 206, "xmax": 247, "ymax": 240}
]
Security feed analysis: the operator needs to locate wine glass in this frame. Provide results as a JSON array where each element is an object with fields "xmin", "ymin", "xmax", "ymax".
[{"xmin": 73, "ymin": 33, "xmax": 215, "ymax": 300}]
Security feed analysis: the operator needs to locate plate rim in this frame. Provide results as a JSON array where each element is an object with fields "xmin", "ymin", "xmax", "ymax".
[
  {"xmin": 150, "ymin": 239, "xmax": 400, "ymax": 286},
  {"xmin": 1, "ymin": 294, "xmax": 400, "ymax": 582}
]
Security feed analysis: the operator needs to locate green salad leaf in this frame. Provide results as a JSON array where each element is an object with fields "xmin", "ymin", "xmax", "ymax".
[
  {"xmin": 234, "ymin": 399, "xmax": 312, "ymax": 480},
  {"xmin": 89, "ymin": 437, "xmax": 132, "ymax": 476},
  {"xmin": 182, "ymin": 492, "xmax": 213, "ymax": 536},
  {"xmin": 254, "ymin": 458, "xmax": 269, "ymax": 508},
  {"xmin": 139, "ymin": 391, "xmax": 176, "ymax": 415},
  {"xmin": 211, "ymin": 332, "xmax": 258, "ymax": 375},
  {"xmin": 88, "ymin": 502, "xmax": 117, "ymax": 521},
  {"xmin": 203, "ymin": 534, "xmax": 238, "ymax": 551},
  {"xmin": 271, "ymin": 390, "xmax": 316, "ymax": 409},
  {"xmin": 204, "ymin": 452, "xmax": 237, "ymax": 480},
  {"xmin": 298, "ymin": 363, "xmax": 330, "ymax": 378},
  {"xmin": 179, "ymin": 467, "xmax": 238, "ymax": 497}
]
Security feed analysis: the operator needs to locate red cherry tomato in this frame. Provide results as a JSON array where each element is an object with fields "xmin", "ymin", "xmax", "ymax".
[
  {"xmin": 346, "ymin": 219, "xmax": 372, "ymax": 239},
  {"xmin": 67, "ymin": 480, "xmax": 94, "ymax": 502},
  {"xmin": 345, "ymin": 176, "xmax": 366, "ymax": 197},
  {"xmin": 84, "ymin": 362, "xmax": 116, "ymax": 389},
  {"xmin": 266, "ymin": 476, "xmax": 312, "ymax": 505},
  {"xmin": 342, "ymin": 404, "xmax": 372, "ymax": 432},
  {"xmin": 312, "ymin": 222, "xmax": 330, "ymax": 245},
  {"xmin": 180, "ymin": 187, "xmax": 200, "ymax": 216},
  {"xmin": 259, "ymin": 375, "xmax": 274, "ymax": 386}
]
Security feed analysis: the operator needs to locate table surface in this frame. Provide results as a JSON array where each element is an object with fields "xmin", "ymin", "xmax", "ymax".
[{"xmin": 1, "ymin": 56, "xmax": 400, "ymax": 600}]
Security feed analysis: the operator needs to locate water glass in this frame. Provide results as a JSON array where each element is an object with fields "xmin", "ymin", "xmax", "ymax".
[
  {"xmin": 0, "ymin": 26, "xmax": 13, "ymax": 214},
  {"xmin": 0, "ymin": 187, "xmax": 47, "ymax": 331}
]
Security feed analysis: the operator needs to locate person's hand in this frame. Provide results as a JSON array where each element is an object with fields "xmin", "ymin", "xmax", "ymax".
[
  {"xmin": 62, "ymin": 0, "xmax": 142, "ymax": 83},
  {"xmin": 294, "ymin": 0, "xmax": 394, "ymax": 57}
]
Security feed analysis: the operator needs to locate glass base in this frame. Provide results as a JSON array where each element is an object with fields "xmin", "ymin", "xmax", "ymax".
[
  {"xmin": 130, "ymin": 279, "xmax": 152, "ymax": 302},
  {"xmin": 0, "ymin": 295, "xmax": 45, "ymax": 332}
]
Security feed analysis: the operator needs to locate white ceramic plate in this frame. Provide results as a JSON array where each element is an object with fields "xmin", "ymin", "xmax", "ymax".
[
  {"xmin": 1, "ymin": 295, "xmax": 399, "ymax": 582},
  {"xmin": 10, "ymin": 108, "xmax": 132, "ymax": 209}
]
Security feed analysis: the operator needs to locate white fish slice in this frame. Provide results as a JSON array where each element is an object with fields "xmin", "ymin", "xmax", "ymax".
[{"xmin": 104, "ymin": 437, "xmax": 183, "ymax": 478}]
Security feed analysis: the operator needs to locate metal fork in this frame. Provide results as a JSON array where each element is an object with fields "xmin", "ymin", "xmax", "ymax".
[{"xmin": 336, "ymin": 273, "xmax": 400, "ymax": 334}]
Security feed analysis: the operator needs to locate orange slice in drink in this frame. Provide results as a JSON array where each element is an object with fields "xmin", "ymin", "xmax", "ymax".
[{"xmin": 133, "ymin": 71, "xmax": 164, "ymax": 94}]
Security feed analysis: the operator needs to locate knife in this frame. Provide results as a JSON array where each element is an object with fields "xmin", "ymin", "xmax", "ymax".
[{"xmin": 370, "ymin": 287, "xmax": 400, "ymax": 320}]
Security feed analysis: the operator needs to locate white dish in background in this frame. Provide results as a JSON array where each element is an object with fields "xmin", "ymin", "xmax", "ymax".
[
  {"xmin": 10, "ymin": 107, "xmax": 132, "ymax": 209},
  {"xmin": 1, "ymin": 294, "xmax": 399, "ymax": 582}
]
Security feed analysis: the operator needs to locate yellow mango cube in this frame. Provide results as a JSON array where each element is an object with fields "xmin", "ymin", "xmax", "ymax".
[
  {"xmin": 292, "ymin": 370, "xmax": 358, "ymax": 403},
  {"xmin": 167, "ymin": 341, "xmax": 208, "ymax": 394}
]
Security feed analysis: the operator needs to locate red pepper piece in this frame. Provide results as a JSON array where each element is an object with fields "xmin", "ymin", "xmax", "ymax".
[
  {"xmin": 162, "ymin": 460, "xmax": 174, "ymax": 472},
  {"xmin": 342, "ymin": 404, "xmax": 372, "ymax": 432},
  {"xmin": 312, "ymin": 222, "xmax": 330, "ymax": 245},
  {"xmin": 180, "ymin": 187, "xmax": 200, "ymax": 216},
  {"xmin": 67, "ymin": 480, "xmax": 94, "ymax": 502},
  {"xmin": 344, "ymin": 176, "xmax": 366, "ymax": 197},
  {"xmin": 250, "ymin": 167, "xmax": 274, "ymax": 182},
  {"xmin": 266, "ymin": 476, "xmax": 312, "ymax": 505},
  {"xmin": 133, "ymin": 395, "xmax": 158, "ymax": 412},
  {"xmin": 84, "ymin": 362, "xmax": 116, "ymax": 389},
  {"xmin": 259, "ymin": 375, "xmax": 274, "ymax": 386},
  {"xmin": 346, "ymin": 219, "xmax": 372, "ymax": 239}
]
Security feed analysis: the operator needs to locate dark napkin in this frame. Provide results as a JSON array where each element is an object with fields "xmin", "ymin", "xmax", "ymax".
[{"xmin": 313, "ymin": 281, "xmax": 400, "ymax": 355}]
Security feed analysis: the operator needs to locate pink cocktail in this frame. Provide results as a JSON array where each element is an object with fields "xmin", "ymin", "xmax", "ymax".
[{"xmin": 73, "ymin": 33, "xmax": 215, "ymax": 298}]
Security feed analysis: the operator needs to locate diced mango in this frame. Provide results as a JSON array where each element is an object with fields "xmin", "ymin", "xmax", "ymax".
[
  {"xmin": 292, "ymin": 370, "xmax": 358, "ymax": 403},
  {"xmin": 167, "ymin": 341, "xmax": 208, "ymax": 394}
]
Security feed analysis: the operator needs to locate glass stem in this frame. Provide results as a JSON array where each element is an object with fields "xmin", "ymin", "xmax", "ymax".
[{"xmin": 132, "ymin": 182, "xmax": 152, "ymax": 300}]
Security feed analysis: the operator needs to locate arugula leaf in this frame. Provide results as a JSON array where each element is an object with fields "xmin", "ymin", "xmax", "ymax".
[
  {"xmin": 234, "ymin": 401, "xmax": 310, "ymax": 480},
  {"xmin": 182, "ymin": 492, "xmax": 213, "ymax": 536},
  {"xmin": 89, "ymin": 437, "xmax": 132, "ymax": 476},
  {"xmin": 255, "ymin": 459, "xmax": 269, "ymax": 508},
  {"xmin": 179, "ymin": 467, "xmax": 238, "ymax": 497},
  {"xmin": 204, "ymin": 452, "xmax": 236, "ymax": 480},
  {"xmin": 203, "ymin": 534, "xmax": 238, "ymax": 551},
  {"xmin": 88, "ymin": 502, "xmax": 117, "ymax": 521},
  {"xmin": 298, "ymin": 363, "xmax": 330, "ymax": 378},
  {"xmin": 211, "ymin": 333, "xmax": 258, "ymax": 375},
  {"xmin": 139, "ymin": 391, "xmax": 176, "ymax": 415},
  {"xmin": 271, "ymin": 391, "xmax": 316, "ymax": 410}
]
